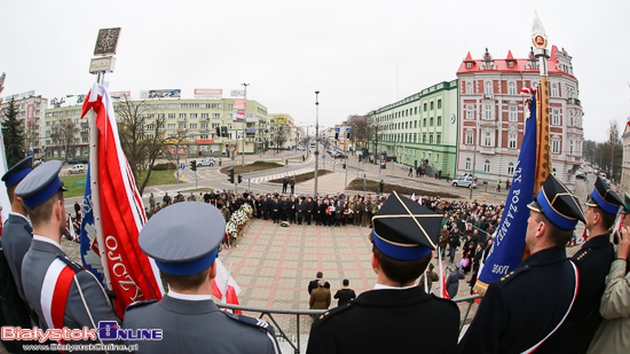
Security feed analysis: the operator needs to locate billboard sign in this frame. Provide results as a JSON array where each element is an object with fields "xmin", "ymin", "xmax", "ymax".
[
  {"xmin": 141, "ymin": 89, "xmax": 181, "ymax": 99},
  {"xmin": 194, "ymin": 89, "xmax": 222, "ymax": 98}
]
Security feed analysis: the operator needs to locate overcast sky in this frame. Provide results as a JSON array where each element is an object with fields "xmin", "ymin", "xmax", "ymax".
[{"xmin": 1, "ymin": 0, "xmax": 628, "ymax": 142}]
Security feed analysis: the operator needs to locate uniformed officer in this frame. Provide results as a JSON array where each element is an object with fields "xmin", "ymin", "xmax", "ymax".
[
  {"xmin": 17, "ymin": 161, "xmax": 120, "ymax": 336},
  {"xmin": 0, "ymin": 157, "xmax": 35, "ymax": 354},
  {"xmin": 307, "ymin": 191, "xmax": 460, "ymax": 354},
  {"xmin": 123, "ymin": 202, "xmax": 280, "ymax": 354},
  {"xmin": 537, "ymin": 176, "xmax": 623, "ymax": 353},
  {"xmin": 458, "ymin": 174, "xmax": 585, "ymax": 353},
  {"xmin": 2, "ymin": 156, "xmax": 34, "ymax": 300}
]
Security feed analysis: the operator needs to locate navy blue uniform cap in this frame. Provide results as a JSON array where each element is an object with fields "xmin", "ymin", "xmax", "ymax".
[
  {"xmin": 139, "ymin": 202, "xmax": 225, "ymax": 276},
  {"xmin": 370, "ymin": 191, "xmax": 441, "ymax": 261},
  {"xmin": 14, "ymin": 160, "xmax": 66, "ymax": 207},
  {"xmin": 527, "ymin": 174, "xmax": 585, "ymax": 231},
  {"xmin": 585, "ymin": 176, "xmax": 623, "ymax": 215},
  {"xmin": 2, "ymin": 156, "xmax": 33, "ymax": 188}
]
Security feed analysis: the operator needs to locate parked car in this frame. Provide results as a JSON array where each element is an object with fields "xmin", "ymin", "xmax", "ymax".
[
  {"xmin": 197, "ymin": 157, "xmax": 216, "ymax": 167},
  {"xmin": 68, "ymin": 164, "xmax": 86, "ymax": 174},
  {"xmin": 451, "ymin": 175, "xmax": 477, "ymax": 189},
  {"xmin": 575, "ymin": 172, "xmax": 586, "ymax": 180},
  {"xmin": 68, "ymin": 156, "xmax": 89, "ymax": 164}
]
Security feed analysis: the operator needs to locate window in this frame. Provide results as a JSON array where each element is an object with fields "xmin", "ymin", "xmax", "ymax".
[
  {"xmin": 189, "ymin": 123, "xmax": 197, "ymax": 129},
  {"xmin": 168, "ymin": 113, "xmax": 176, "ymax": 119},
  {"xmin": 509, "ymin": 106, "xmax": 517, "ymax": 122},
  {"xmin": 158, "ymin": 104, "xmax": 166, "ymax": 109},
  {"xmin": 430, "ymin": 102, "xmax": 434, "ymax": 110},
  {"xmin": 465, "ymin": 158, "xmax": 472, "ymax": 170},
  {"xmin": 211, "ymin": 123, "xmax": 219, "ymax": 128},
  {"xmin": 178, "ymin": 123, "xmax": 186, "ymax": 129},
  {"xmin": 212, "ymin": 103, "xmax": 222, "ymax": 109},
  {"xmin": 465, "ymin": 132, "xmax": 473, "ymax": 145},
  {"xmin": 551, "ymin": 83, "xmax": 559, "ymax": 97},
  {"xmin": 508, "ymin": 133, "xmax": 517, "ymax": 149},
  {"xmin": 508, "ymin": 61, "xmax": 515, "ymax": 68},
  {"xmin": 190, "ymin": 113, "xmax": 197, "ymax": 119},
  {"xmin": 569, "ymin": 140, "xmax": 574, "ymax": 154},
  {"xmin": 508, "ymin": 82, "xmax": 516, "ymax": 95},
  {"xmin": 213, "ymin": 113, "xmax": 221, "ymax": 119},
  {"xmin": 484, "ymin": 160, "xmax": 491, "ymax": 173},
  {"xmin": 552, "ymin": 109, "xmax": 560, "ymax": 125},
  {"xmin": 423, "ymin": 103, "xmax": 427, "ymax": 112},
  {"xmin": 429, "ymin": 135, "xmax": 434, "ymax": 144},
  {"xmin": 437, "ymin": 99, "xmax": 442, "ymax": 109},
  {"xmin": 552, "ymin": 140, "xmax": 560, "ymax": 154},
  {"xmin": 179, "ymin": 113, "xmax": 187, "ymax": 119},
  {"xmin": 414, "ymin": 107, "xmax": 418, "ymax": 115},
  {"xmin": 168, "ymin": 104, "xmax": 177, "ymax": 109},
  {"xmin": 190, "ymin": 103, "xmax": 199, "ymax": 108},
  {"xmin": 466, "ymin": 105, "xmax": 474, "ymax": 120},
  {"xmin": 429, "ymin": 118, "xmax": 434, "ymax": 126},
  {"xmin": 167, "ymin": 124, "xmax": 175, "ymax": 129},
  {"xmin": 484, "ymin": 105, "xmax": 492, "ymax": 120},
  {"xmin": 436, "ymin": 134, "xmax": 441, "ymax": 144},
  {"xmin": 466, "ymin": 82, "xmax": 473, "ymax": 94},
  {"xmin": 201, "ymin": 123, "xmax": 209, "ymax": 129},
  {"xmin": 485, "ymin": 81, "xmax": 492, "ymax": 95},
  {"xmin": 423, "ymin": 118, "xmax": 427, "ymax": 127},
  {"xmin": 180, "ymin": 103, "xmax": 188, "ymax": 109},
  {"xmin": 422, "ymin": 134, "xmax": 426, "ymax": 143},
  {"xmin": 437, "ymin": 116, "xmax": 442, "ymax": 126},
  {"xmin": 414, "ymin": 120, "xmax": 418, "ymax": 128},
  {"xmin": 484, "ymin": 131, "xmax": 493, "ymax": 146},
  {"xmin": 201, "ymin": 113, "xmax": 209, "ymax": 119},
  {"xmin": 507, "ymin": 162, "xmax": 515, "ymax": 175}
]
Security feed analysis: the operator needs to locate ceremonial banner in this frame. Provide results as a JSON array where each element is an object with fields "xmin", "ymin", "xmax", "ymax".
[
  {"xmin": 0, "ymin": 127, "xmax": 10, "ymax": 223},
  {"xmin": 473, "ymin": 91, "xmax": 539, "ymax": 295},
  {"xmin": 81, "ymin": 83, "xmax": 163, "ymax": 318}
]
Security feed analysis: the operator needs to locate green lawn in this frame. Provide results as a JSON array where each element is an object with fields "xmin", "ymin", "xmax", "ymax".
[{"xmin": 61, "ymin": 169, "xmax": 180, "ymax": 198}]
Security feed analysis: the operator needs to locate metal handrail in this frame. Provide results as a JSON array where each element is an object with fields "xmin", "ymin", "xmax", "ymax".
[{"xmin": 218, "ymin": 294, "xmax": 482, "ymax": 354}]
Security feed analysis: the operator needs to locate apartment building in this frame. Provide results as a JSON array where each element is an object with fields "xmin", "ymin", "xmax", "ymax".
[{"xmin": 0, "ymin": 91, "xmax": 47, "ymax": 159}]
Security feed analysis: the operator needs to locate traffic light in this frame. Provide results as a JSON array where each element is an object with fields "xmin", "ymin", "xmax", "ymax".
[
  {"xmin": 190, "ymin": 160, "xmax": 197, "ymax": 171},
  {"xmin": 237, "ymin": 175, "xmax": 242, "ymax": 184},
  {"xmin": 228, "ymin": 168, "xmax": 235, "ymax": 184}
]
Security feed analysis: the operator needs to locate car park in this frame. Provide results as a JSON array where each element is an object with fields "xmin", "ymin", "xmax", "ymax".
[
  {"xmin": 197, "ymin": 157, "xmax": 216, "ymax": 167},
  {"xmin": 451, "ymin": 175, "xmax": 477, "ymax": 189},
  {"xmin": 68, "ymin": 164, "xmax": 86, "ymax": 174}
]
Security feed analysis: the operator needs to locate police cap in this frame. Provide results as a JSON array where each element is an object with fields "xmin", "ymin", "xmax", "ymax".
[
  {"xmin": 585, "ymin": 176, "xmax": 623, "ymax": 215},
  {"xmin": 14, "ymin": 160, "xmax": 66, "ymax": 207},
  {"xmin": 527, "ymin": 174, "xmax": 585, "ymax": 231},
  {"xmin": 2, "ymin": 156, "xmax": 33, "ymax": 188},
  {"xmin": 139, "ymin": 202, "xmax": 225, "ymax": 276},
  {"xmin": 370, "ymin": 191, "xmax": 441, "ymax": 261}
]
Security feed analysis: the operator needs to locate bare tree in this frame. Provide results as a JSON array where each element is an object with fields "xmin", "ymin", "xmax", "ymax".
[
  {"xmin": 274, "ymin": 124, "xmax": 288, "ymax": 153},
  {"xmin": 116, "ymin": 97, "xmax": 166, "ymax": 195},
  {"xmin": 51, "ymin": 119, "xmax": 76, "ymax": 162},
  {"xmin": 23, "ymin": 119, "xmax": 39, "ymax": 154}
]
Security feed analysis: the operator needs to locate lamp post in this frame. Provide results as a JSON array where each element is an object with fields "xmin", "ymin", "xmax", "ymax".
[
  {"xmin": 314, "ymin": 91, "xmax": 320, "ymax": 197},
  {"xmin": 241, "ymin": 83, "xmax": 249, "ymax": 167}
]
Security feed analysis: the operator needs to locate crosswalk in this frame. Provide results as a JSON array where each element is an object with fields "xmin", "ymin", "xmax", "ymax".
[{"xmin": 248, "ymin": 168, "xmax": 314, "ymax": 183}]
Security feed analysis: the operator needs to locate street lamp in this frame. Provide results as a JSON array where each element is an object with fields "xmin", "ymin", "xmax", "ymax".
[
  {"xmin": 241, "ymin": 83, "xmax": 249, "ymax": 167},
  {"xmin": 314, "ymin": 91, "xmax": 320, "ymax": 197}
]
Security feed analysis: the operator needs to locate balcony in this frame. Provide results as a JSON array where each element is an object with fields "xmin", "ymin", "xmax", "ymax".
[{"xmin": 567, "ymin": 98, "xmax": 581, "ymax": 106}]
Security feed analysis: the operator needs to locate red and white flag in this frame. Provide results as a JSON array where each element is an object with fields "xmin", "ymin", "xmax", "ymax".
[
  {"xmin": 211, "ymin": 259, "xmax": 242, "ymax": 314},
  {"xmin": 80, "ymin": 83, "xmax": 163, "ymax": 319}
]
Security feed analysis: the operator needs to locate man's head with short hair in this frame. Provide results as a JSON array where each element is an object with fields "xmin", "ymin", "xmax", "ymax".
[
  {"xmin": 342, "ymin": 279, "xmax": 349, "ymax": 287},
  {"xmin": 316, "ymin": 271, "xmax": 323, "ymax": 279}
]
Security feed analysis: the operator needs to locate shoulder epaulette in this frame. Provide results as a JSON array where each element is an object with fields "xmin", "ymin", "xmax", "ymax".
[
  {"xmin": 125, "ymin": 299, "xmax": 158, "ymax": 312},
  {"xmin": 56, "ymin": 254, "xmax": 83, "ymax": 272},
  {"xmin": 313, "ymin": 301, "xmax": 355, "ymax": 325},
  {"xmin": 498, "ymin": 266, "xmax": 530, "ymax": 285},
  {"xmin": 574, "ymin": 248, "xmax": 591, "ymax": 263},
  {"xmin": 224, "ymin": 312, "xmax": 274, "ymax": 334}
]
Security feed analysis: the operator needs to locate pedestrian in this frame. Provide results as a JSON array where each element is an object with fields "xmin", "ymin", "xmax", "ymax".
[
  {"xmin": 448, "ymin": 225, "xmax": 461, "ymax": 264},
  {"xmin": 458, "ymin": 174, "xmax": 585, "ymax": 353},
  {"xmin": 290, "ymin": 178, "xmax": 295, "ymax": 195},
  {"xmin": 539, "ymin": 176, "xmax": 623, "ymax": 352},
  {"xmin": 17, "ymin": 161, "xmax": 120, "ymax": 345},
  {"xmin": 505, "ymin": 178, "xmax": 510, "ymax": 190},
  {"xmin": 446, "ymin": 262, "xmax": 465, "ymax": 298},
  {"xmin": 333, "ymin": 279, "xmax": 356, "ymax": 307},
  {"xmin": 496, "ymin": 179, "xmax": 501, "ymax": 192},
  {"xmin": 408, "ymin": 166, "xmax": 413, "ymax": 177},
  {"xmin": 307, "ymin": 191, "xmax": 459, "ymax": 353},
  {"xmin": 149, "ymin": 192, "xmax": 156, "ymax": 209},
  {"xmin": 309, "ymin": 280, "xmax": 331, "ymax": 311},
  {"xmin": 73, "ymin": 200, "xmax": 81, "ymax": 219},
  {"xmin": 418, "ymin": 263, "xmax": 439, "ymax": 293},
  {"xmin": 282, "ymin": 177, "xmax": 288, "ymax": 194},
  {"xmin": 124, "ymin": 202, "xmax": 280, "ymax": 353},
  {"xmin": 163, "ymin": 192, "xmax": 172, "ymax": 205},
  {"xmin": 218, "ymin": 157, "xmax": 222, "ymax": 166},
  {"xmin": 378, "ymin": 179, "xmax": 384, "ymax": 195},
  {"xmin": 308, "ymin": 271, "xmax": 330, "ymax": 294}
]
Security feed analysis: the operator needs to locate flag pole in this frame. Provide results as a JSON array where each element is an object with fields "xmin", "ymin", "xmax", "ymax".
[
  {"xmin": 532, "ymin": 12, "xmax": 552, "ymax": 193},
  {"xmin": 87, "ymin": 28, "xmax": 121, "ymax": 292}
]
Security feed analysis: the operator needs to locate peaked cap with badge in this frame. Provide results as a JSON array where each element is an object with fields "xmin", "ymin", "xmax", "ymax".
[
  {"xmin": 2, "ymin": 156, "xmax": 33, "ymax": 188},
  {"xmin": 585, "ymin": 176, "xmax": 624, "ymax": 215},
  {"xmin": 14, "ymin": 160, "xmax": 66, "ymax": 208},
  {"xmin": 370, "ymin": 191, "xmax": 442, "ymax": 261},
  {"xmin": 139, "ymin": 202, "xmax": 225, "ymax": 276},
  {"xmin": 527, "ymin": 174, "xmax": 585, "ymax": 231}
]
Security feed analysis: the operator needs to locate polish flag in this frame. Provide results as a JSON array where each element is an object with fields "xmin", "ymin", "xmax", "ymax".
[
  {"xmin": 211, "ymin": 259, "xmax": 242, "ymax": 314},
  {"xmin": 80, "ymin": 83, "xmax": 163, "ymax": 318},
  {"xmin": 441, "ymin": 271, "xmax": 450, "ymax": 299}
]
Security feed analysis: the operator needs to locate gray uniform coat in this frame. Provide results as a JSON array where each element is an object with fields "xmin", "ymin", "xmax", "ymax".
[
  {"xmin": 21, "ymin": 237, "xmax": 120, "ymax": 331},
  {"xmin": 124, "ymin": 294, "xmax": 280, "ymax": 354},
  {"xmin": 2, "ymin": 212, "xmax": 33, "ymax": 300}
]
